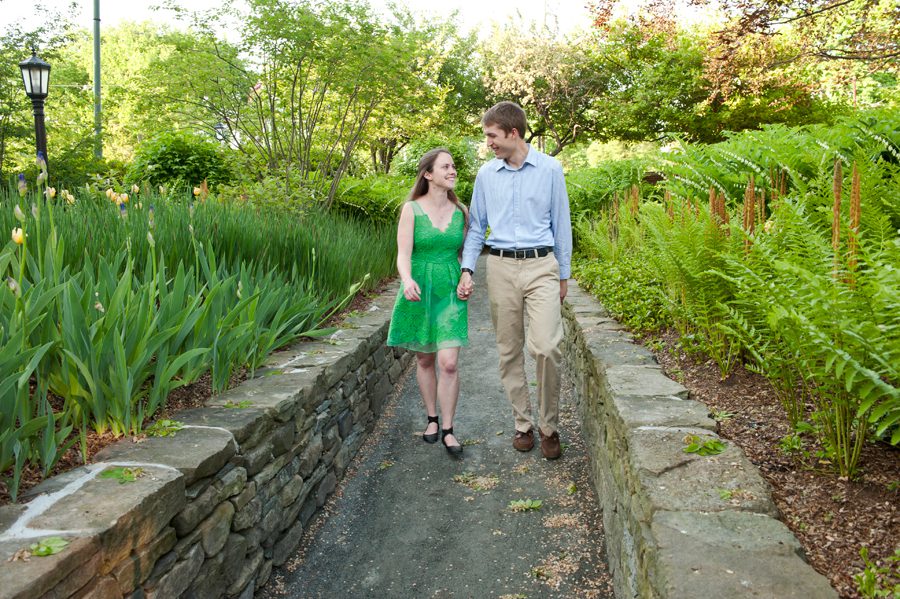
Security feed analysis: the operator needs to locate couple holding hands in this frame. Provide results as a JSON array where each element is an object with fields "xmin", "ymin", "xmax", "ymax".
[{"xmin": 387, "ymin": 101, "xmax": 573, "ymax": 460}]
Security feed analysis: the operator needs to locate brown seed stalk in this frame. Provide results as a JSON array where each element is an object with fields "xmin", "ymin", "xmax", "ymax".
[
  {"xmin": 847, "ymin": 162, "xmax": 861, "ymax": 284},
  {"xmin": 832, "ymin": 159, "xmax": 842, "ymax": 254}
]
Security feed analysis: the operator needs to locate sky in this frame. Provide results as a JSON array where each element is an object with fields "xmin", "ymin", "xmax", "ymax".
[{"xmin": 1, "ymin": 0, "xmax": 596, "ymax": 38}]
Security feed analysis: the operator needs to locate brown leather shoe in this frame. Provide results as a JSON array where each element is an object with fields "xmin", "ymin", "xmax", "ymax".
[
  {"xmin": 539, "ymin": 430, "xmax": 561, "ymax": 460},
  {"xmin": 513, "ymin": 429, "xmax": 534, "ymax": 452}
]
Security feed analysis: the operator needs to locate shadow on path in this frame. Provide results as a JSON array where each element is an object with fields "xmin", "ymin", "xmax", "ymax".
[{"xmin": 258, "ymin": 257, "xmax": 613, "ymax": 598}]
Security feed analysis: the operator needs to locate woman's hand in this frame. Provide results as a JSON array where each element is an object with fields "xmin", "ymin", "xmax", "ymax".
[
  {"xmin": 457, "ymin": 271, "xmax": 473, "ymax": 301},
  {"xmin": 402, "ymin": 278, "xmax": 421, "ymax": 302}
]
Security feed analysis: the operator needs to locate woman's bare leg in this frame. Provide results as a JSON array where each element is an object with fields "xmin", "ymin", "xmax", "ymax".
[{"xmin": 416, "ymin": 352, "xmax": 439, "ymax": 436}]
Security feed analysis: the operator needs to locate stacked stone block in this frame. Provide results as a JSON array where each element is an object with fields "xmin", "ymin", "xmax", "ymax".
[
  {"xmin": 561, "ymin": 281, "xmax": 836, "ymax": 599},
  {"xmin": 0, "ymin": 292, "xmax": 411, "ymax": 599}
]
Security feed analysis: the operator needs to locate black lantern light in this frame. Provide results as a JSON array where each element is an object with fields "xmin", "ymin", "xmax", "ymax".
[
  {"xmin": 19, "ymin": 48, "xmax": 51, "ymax": 168},
  {"xmin": 214, "ymin": 122, "xmax": 226, "ymax": 143}
]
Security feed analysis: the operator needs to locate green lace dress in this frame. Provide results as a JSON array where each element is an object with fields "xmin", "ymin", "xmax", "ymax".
[{"xmin": 387, "ymin": 201, "xmax": 469, "ymax": 353}]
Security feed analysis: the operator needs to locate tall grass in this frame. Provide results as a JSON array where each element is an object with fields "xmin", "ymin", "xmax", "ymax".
[{"xmin": 0, "ymin": 183, "xmax": 397, "ymax": 501}]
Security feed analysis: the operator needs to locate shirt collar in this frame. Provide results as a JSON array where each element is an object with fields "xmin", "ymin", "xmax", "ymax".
[{"xmin": 495, "ymin": 144, "xmax": 538, "ymax": 171}]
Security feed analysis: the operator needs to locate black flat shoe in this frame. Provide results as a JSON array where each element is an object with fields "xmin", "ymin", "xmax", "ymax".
[
  {"xmin": 442, "ymin": 427, "xmax": 463, "ymax": 457},
  {"xmin": 423, "ymin": 415, "xmax": 439, "ymax": 444}
]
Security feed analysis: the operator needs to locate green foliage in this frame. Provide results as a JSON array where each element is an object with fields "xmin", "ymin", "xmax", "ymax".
[
  {"xmin": 682, "ymin": 435, "xmax": 727, "ymax": 456},
  {"xmin": 144, "ymin": 420, "xmax": 184, "ymax": 438},
  {"xmin": 854, "ymin": 547, "xmax": 900, "ymax": 599},
  {"xmin": 0, "ymin": 179, "xmax": 395, "ymax": 501},
  {"xmin": 566, "ymin": 159, "xmax": 655, "ymax": 217},
  {"xmin": 334, "ymin": 174, "xmax": 410, "ymax": 226},
  {"xmin": 99, "ymin": 466, "xmax": 145, "ymax": 484},
  {"xmin": 508, "ymin": 498, "xmax": 543, "ymax": 512},
  {"xmin": 590, "ymin": 21, "xmax": 836, "ymax": 144},
  {"xmin": 29, "ymin": 536, "xmax": 69, "ymax": 557},
  {"xmin": 572, "ymin": 253, "xmax": 671, "ymax": 333},
  {"xmin": 573, "ymin": 110, "xmax": 900, "ymax": 478},
  {"xmin": 126, "ymin": 131, "xmax": 232, "ymax": 187}
]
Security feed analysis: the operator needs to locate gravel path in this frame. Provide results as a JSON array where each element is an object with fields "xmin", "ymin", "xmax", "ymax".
[{"xmin": 258, "ymin": 258, "xmax": 613, "ymax": 599}]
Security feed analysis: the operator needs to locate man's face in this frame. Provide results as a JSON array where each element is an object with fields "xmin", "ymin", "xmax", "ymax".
[{"xmin": 483, "ymin": 123, "xmax": 517, "ymax": 160}]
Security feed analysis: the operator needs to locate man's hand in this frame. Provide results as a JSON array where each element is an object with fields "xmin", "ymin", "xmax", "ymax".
[
  {"xmin": 559, "ymin": 279, "xmax": 568, "ymax": 303},
  {"xmin": 457, "ymin": 271, "xmax": 474, "ymax": 301}
]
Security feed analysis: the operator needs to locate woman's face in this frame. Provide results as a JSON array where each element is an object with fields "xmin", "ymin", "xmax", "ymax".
[{"xmin": 426, "ymin": 152, "xmax": 457, "ymax": 190}]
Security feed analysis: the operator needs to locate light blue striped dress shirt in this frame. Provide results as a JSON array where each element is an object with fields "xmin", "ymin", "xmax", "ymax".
[{"xmin": 461, "ymin": 145, "xmax": 572, "ymax": 279}]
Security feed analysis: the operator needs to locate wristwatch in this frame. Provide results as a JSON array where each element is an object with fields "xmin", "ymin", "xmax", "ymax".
[{"xmin": 461, "ymin": 268, "xmax": 474, "ymax": 275}]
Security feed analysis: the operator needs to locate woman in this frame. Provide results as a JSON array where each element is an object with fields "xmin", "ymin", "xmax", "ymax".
[{"xmin": 387, "ymin": 148, "xmax": 470, "ymax": 457}]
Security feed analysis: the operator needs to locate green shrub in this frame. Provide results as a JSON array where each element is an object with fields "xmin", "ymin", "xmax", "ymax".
[
  {"xmin": 566, "ymin": 158, "xmax": 656, "ymax": 218},
  {"xmin": 126, "ymin": 131, "xmax": 233, "ymax": 187},
  {"xmin": 573, "ymin": 252, "xmax": 670, "ymax": 332},
  {"xmin": 334, "ymin": 174, "xmax": 409, "ymax": 226}
]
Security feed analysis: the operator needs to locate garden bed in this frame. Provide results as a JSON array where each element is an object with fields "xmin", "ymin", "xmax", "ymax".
[
  {"xmin": 647, "ymin": 330, "xmax": 899, "ymax": 599},
  {"xmin": 0, "ymin": 281, "xmax": 395, "ymax": 507}
]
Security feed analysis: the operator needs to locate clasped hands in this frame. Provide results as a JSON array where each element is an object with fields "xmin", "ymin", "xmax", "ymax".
[{"xmin": 457, "ymin": 272, "xmax": 474, "ymax": 301}]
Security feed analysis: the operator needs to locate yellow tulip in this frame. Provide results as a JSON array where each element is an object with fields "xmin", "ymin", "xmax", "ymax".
[
  {"xmin": 120, "ymin": 193, "xmax": 129, "ymax": 204},
  {"xmin": 193, "ymin": 187, "xmax": 201, "ymax": 196},
  {"xmin": 45, "ymin": 187, "xmax": 56, "ymax": 199},
  {"xmin": 11, "ymin": 228, "xmax": 24, "ymax": 245},
  {"xmin": 132, "ymin": 184, "xmax": 140, "ymax": 194},
  {"xmin": 106, "ymin": 188, "xmax": 114, "ymax": 199}
]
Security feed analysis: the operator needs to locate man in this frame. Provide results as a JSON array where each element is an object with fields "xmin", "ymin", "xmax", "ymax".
[{"xmin": 457, "ymin": 101, "xmax": 572, "ymax": 460}]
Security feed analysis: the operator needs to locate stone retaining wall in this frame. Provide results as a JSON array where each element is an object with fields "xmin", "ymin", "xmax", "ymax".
[
  {"xmin": 0, "ymin": 292, "xmax": 410, "ymax": 599},
  {"xmin": 561, "ymin": 280, "xmax": 837, "ymax": 598}
]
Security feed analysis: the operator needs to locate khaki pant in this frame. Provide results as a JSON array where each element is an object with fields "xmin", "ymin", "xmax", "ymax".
[{"xmin": 486, "ymin": 253, "xmax": 562, "ymax": 435}]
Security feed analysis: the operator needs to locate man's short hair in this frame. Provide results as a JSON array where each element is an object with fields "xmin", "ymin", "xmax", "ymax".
[{"xmin": 482, "ymin": 101, "xmax": 527, "ymax": 138}]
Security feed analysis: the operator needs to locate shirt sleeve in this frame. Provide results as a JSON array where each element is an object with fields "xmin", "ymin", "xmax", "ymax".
[
  {"xmin": 461, "ymin": 170, "xmax": 488, "ymax": 272},
  {"xmin": 550, "ymin": 164, "xmax": 572, "ymax": 280}
]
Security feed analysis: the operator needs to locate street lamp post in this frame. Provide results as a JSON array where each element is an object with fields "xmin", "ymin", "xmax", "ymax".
[
  {"xmin": 19, "ymin": 48, "xmax": 51, "ymax": 169},
  {"xmin": 214, "ymin": 122, "xmax": 226, "ymax": 143}
]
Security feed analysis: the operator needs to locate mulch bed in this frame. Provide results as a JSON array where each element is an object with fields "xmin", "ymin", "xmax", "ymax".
[{"xmin": 645, "ymin": 329, "xmax": 899, "ymax": 599}]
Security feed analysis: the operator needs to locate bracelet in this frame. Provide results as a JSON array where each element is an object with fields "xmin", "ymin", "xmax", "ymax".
[{"xmin": 461, "ymin": 268, "xmax": 474, "ymax": 275}]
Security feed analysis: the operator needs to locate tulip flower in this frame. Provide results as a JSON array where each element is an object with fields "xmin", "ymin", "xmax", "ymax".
[
  {"xmin": 17, "ymin": 174, "xmax": 27, "ymax": 197},
  {"xmin": 14, "ymin": 204, "xmax": 26, "ymax": 222},
  {"xmin": 11, "ymin": 228, "xmax": 25, "ymax": 245},
  {"xmin": 120, "ymin": 193, "xmax": 129, "ymax": 204},
  {"xmin": 132, "ymin": 184, "xmax": 140, "ymax": 194},
  {"xmin": 106, "ymin": 188, "xmax": 115, "ymax": 200},
  {"xmin": 159, "ymin": 185, "xmax": 166, "ymax": 195},
  {"xmin": 147, "ymin": 231, "xmax": 156, "ymax": 248},
  {"xmin": 36, "ymin": 151, "xmax": 47, "ymax": 173},
  {"xmin": 36, "ymin": 171, "xmax": 47, "ymax": 185},
  {"xmin": 193, "ymin": 187, "xmax": 201, "ymax": 197},
  {"xmin": 45, "ymin": 187, "xmax": 56, "ymax": 199},
  {"xmin": 62, "ymin": 190, "xmax": 75, "ymax": 205}
]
